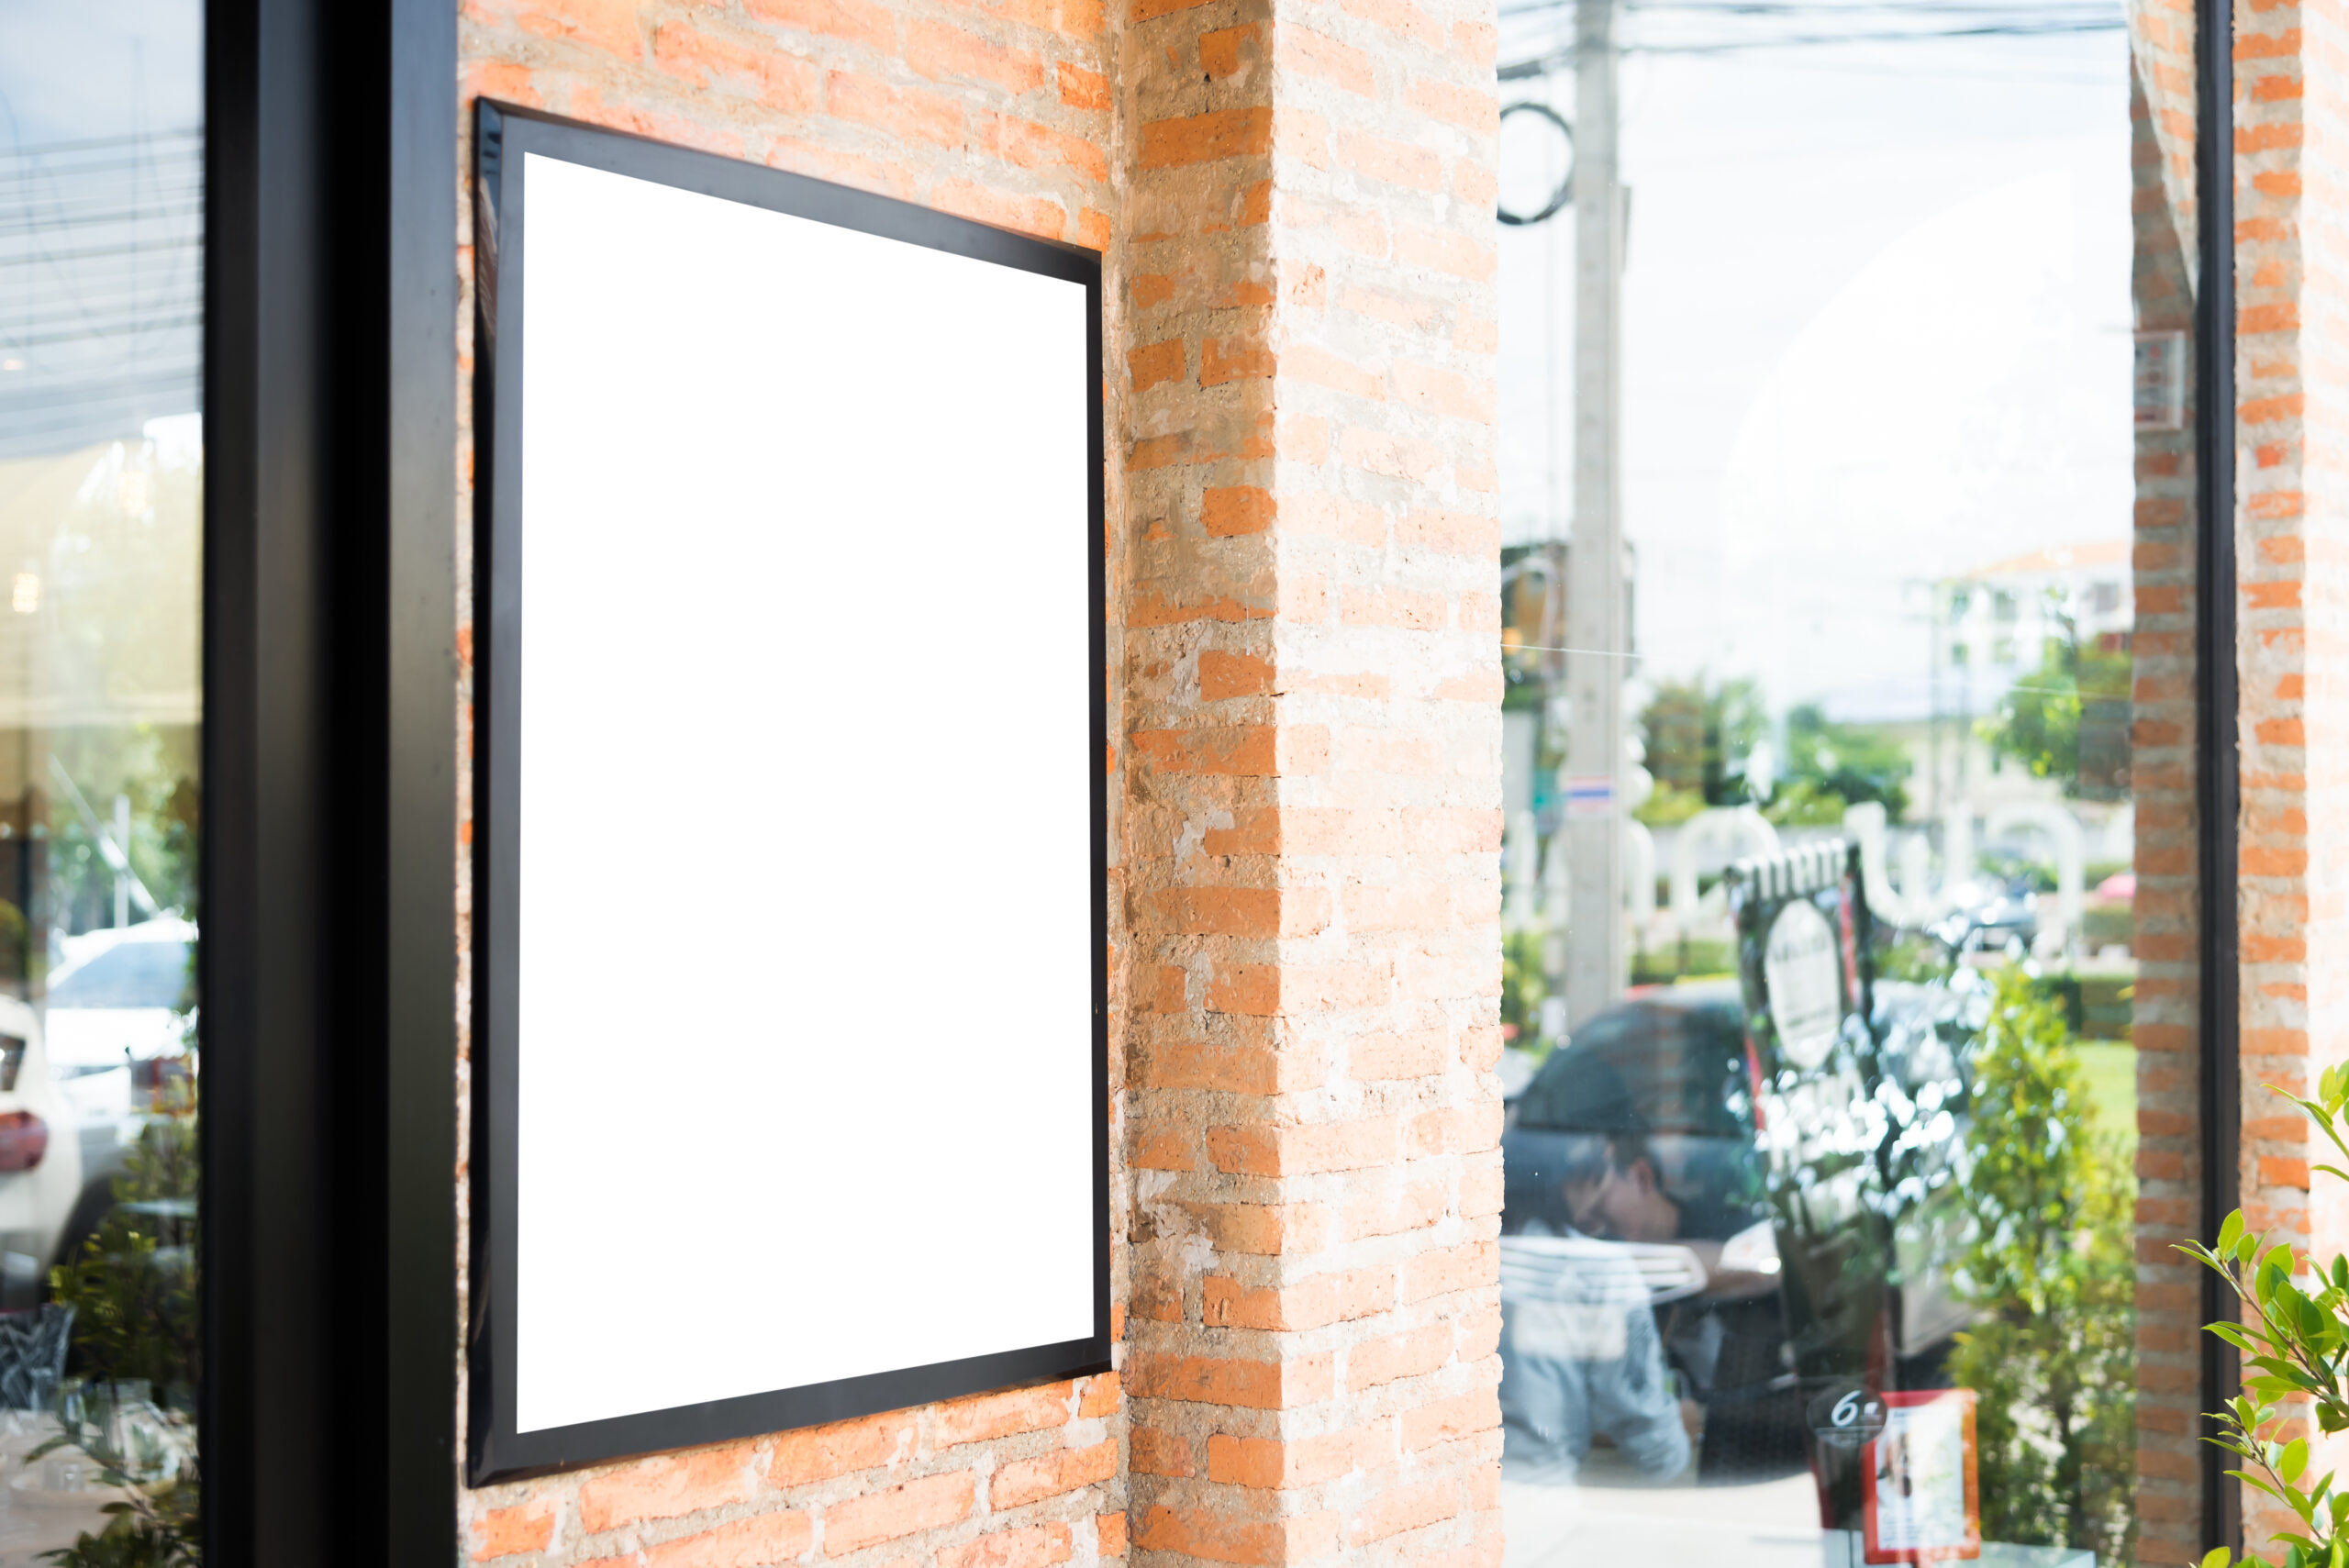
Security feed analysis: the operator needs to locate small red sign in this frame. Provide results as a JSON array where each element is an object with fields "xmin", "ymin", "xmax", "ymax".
[{"xmin": 1862, "ymin": 1389, "xmax": 1979, "ymax": 1563}]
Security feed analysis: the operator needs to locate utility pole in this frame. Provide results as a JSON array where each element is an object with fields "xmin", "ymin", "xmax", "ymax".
[
  {"xmin": 1563, "ymin": 0, "xmax": 1625, "ymax": 1029},
  {"xmin": 112, "ymin": 794, "xmax": 131, "ymax": 929}
]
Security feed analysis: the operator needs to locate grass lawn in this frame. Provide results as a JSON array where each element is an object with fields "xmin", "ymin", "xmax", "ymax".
[{"xmin": 2072, "ymin": 1040, "xmax": 2138, "ymax": 1162}]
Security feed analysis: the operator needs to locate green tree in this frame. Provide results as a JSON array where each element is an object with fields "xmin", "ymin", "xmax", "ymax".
[
  {"xmin": 1976, "ymin": 612, "xmax": 2131, "ymax": 795},
  {"xmin": 1639, "ymin": 677, "xmax": 1766, "ymax": 806},
  {"xmin": 1947, "ymin": 970, "xmax": 2135, "ymax": 1564},
  {"xmin": 1776, "ymin": 705, "xmax": 1911, "ymax": 823},
  {"xmin": 46, "ymin": 726, "xmax": 199, "ymax": 936}
]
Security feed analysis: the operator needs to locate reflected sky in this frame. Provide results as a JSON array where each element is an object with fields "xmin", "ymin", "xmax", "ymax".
[
  {"xmin": 1497, "ymin": 15, "xmax": 2131, "ymax": 724},
  {"xmin": 0, "ymin": 1, "xmax": 204, "ymax": 461},
  {"xmin": 0, "ymin": 2, "xmax": 201, "ymax": 147}
]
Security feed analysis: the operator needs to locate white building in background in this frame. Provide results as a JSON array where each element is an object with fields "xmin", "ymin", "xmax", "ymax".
[{"xmin": 1915, "ymin": 539, "xmax": 2132, "ymax": 814}]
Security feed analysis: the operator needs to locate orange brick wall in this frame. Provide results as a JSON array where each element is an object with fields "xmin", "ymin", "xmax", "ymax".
[
  {"xmin": 2222, "ymin": 0, "xmax": 2349, "ymax": 1555},
  {"xmin": 450, "ymin": 2, "xmax": 1134, "ymax": 1564},
  {"xmin": 463, "ymin": 1383, "xmax": 1124, "ymax": 1565},
  {"xmin": 446, "ymin": 0, "xmax": 1504, "ymax": 1561}
]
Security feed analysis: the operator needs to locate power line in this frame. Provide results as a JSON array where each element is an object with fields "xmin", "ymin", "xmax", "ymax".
[{"xmin": 1500, "ymin": 14, "xmax": 2121, "ymax": 77}]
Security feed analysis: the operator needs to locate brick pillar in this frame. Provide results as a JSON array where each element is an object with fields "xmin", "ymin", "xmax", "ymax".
[
  {"xmin": 1111, "ymin": 0, "xmax": 1505, "ymax": 1558},
  {"xmin": 2231, "ymin": 0, "xmax": 2349, "ymax": 1548}
]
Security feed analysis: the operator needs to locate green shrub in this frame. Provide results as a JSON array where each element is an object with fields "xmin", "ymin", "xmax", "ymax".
[
  {"xmin": 1947, "ymin": 969, "xmax": 2136, "ymax": 1564},
  {"xmin": 1501, "ymin": 927, "xmax": 1546, "ymax": 1048},
  {"xmin": 39, "ymin": 1095, "xmax": 200, "ymax": 1567}
]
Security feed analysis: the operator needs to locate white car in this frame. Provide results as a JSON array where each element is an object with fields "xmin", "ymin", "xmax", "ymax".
[
  {"xmin": 0, "ymin": 995, "xmax": 88, "ymax": 1306},
  {"xmin": 29, "ymin": 917, "xmax": 195, "ymax": 1292}
]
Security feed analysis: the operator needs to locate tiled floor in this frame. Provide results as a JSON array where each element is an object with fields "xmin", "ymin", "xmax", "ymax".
[{"xmin": 1501, "ymin": 1468, "xmax": 1823, "ymax": 1568}]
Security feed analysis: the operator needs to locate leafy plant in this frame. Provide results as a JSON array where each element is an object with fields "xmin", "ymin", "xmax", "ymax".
[
  {"xmin": 39, "ymin": 1495, "xmax": 198, "ymax": 1568},
  {"xmin": 1946, "ymin": 968, "xmax": 2135, "ymax": 1563},
  {"xmin": 1501, "ymin": 927, "xmax": 1546, "ymax": 1049},
  {"xmin": 37, "ymin": 1084, "xmax": 199, "ymax": 1567},
  {"xmin": 2183, "ymin": 1064, "xmax": 2349, "ymax": 1568},
  {"xmin": 50, "ymin": 1104, "xmax": 197, "ymax": 1402},
  {"xmin": 32, "ymin": 1425, "xmax": 197, "ymax": 1568}
]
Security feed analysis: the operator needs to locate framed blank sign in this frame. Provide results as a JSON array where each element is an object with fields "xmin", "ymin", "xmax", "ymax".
[{"xmin": 468, "ymin": 102, "xmax": 1108, "ymax": 1483}]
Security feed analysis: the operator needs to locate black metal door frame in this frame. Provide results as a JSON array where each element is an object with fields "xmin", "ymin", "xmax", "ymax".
[{"xmin": 203, "ymin": 0, "xmax": 459, "ymax": 1560}]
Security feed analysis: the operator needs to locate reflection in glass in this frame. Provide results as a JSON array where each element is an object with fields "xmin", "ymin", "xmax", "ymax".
[
  {"xmin": 1494, "ymin": 2, "xmax": 2185, "ymax": 1563},
  {"xmin": 0, "ymin": 1, "xmax": 204, "ymax": 1560}
]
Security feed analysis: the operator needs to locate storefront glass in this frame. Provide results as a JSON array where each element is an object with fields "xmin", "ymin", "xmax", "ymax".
[
  {"xmin": 0, "ymin": 1, "xmax": 204, "ymax": 1558},
  {"xmin": 1493, "ymin": 3, "xmax": 2195, "ymax": 1562}
]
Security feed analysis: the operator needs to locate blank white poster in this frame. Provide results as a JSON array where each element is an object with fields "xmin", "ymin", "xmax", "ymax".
[{"xmin": 513, "ymin": 153, "xmax": 1096, "ymax": 1434}]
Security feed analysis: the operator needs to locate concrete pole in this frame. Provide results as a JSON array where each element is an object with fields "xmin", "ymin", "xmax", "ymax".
[
  {"xmin": 112, "ymin": 794, "xmax": 130, "ymax": 929},
  {"xmin": 1564, "ymin": 0, "xmax": 1625, "ymax": 1028}
]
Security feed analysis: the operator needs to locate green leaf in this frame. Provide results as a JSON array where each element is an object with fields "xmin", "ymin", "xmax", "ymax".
[
  {"xmin": 2223, "ymin": 1211, "xmax": 2249, "ymax": 1257},
  {"xmin": 2203, "ymin": 1551, "xmax": 2232, "ymax": 1568},
  {"xmin": 2234, "ymin": 1469, "xmax": 2291, "ymax": 1503}
]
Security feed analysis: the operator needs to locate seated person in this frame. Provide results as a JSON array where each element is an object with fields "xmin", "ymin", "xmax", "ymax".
[
  {"xmin": 1564, "ymin": 1131, "xmax": 1777, "ymax": 1301},
  {"xmin": 1499, "ymin": 1136, "xmax": 1695, "ymax": 1484}
]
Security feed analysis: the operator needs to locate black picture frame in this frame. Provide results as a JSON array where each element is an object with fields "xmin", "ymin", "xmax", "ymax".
[{"xmin": 464, "ymin": 100, "xmax": 1111, "ymax": 1485}]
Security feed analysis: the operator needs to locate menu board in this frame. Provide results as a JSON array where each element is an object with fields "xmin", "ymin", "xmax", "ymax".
[{"xmin": 1864, "ymin": 1390, "xmax": 1982, "ymax": 1563}]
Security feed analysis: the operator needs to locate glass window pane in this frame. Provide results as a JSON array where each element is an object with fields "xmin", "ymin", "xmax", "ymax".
[
  {"xmin": 1494, "ymin": 5, "xmax": 2191, "ymax": 1562},
  {"xmin": 0, "ymin": 1, "xmax": 203, "ymax": 1557}
]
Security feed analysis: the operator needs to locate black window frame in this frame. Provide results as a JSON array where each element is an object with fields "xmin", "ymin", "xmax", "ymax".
[
  {"xmin": 2195, "ymin": 0, "xmax": 2240, "ymax": 1548},
  {"xmin": 204, "ymin": 0, "xmax": 458, "ymax": 1560}
]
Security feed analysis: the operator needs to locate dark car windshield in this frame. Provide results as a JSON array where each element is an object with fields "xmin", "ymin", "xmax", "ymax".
[{"xmin": 1515, "ymin": 995, "xmax": 1748, "ymax": 1139}]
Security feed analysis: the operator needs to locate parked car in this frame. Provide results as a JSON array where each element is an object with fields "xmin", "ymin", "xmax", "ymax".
[
  {"xmin": 37, "ymin": 917, "xmax": 195, "ymax": 1280},
  {"xmin": 1498, "ymin": 977, "xmax": 1981, "ymax": 1482},
  {"xmin": 0, "ymin": 995, "xmax": 91, "ymax": 1308},
  {"xmin": 1923, "ymin": 883, "xmax": 2038, "ymax": 957}
]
